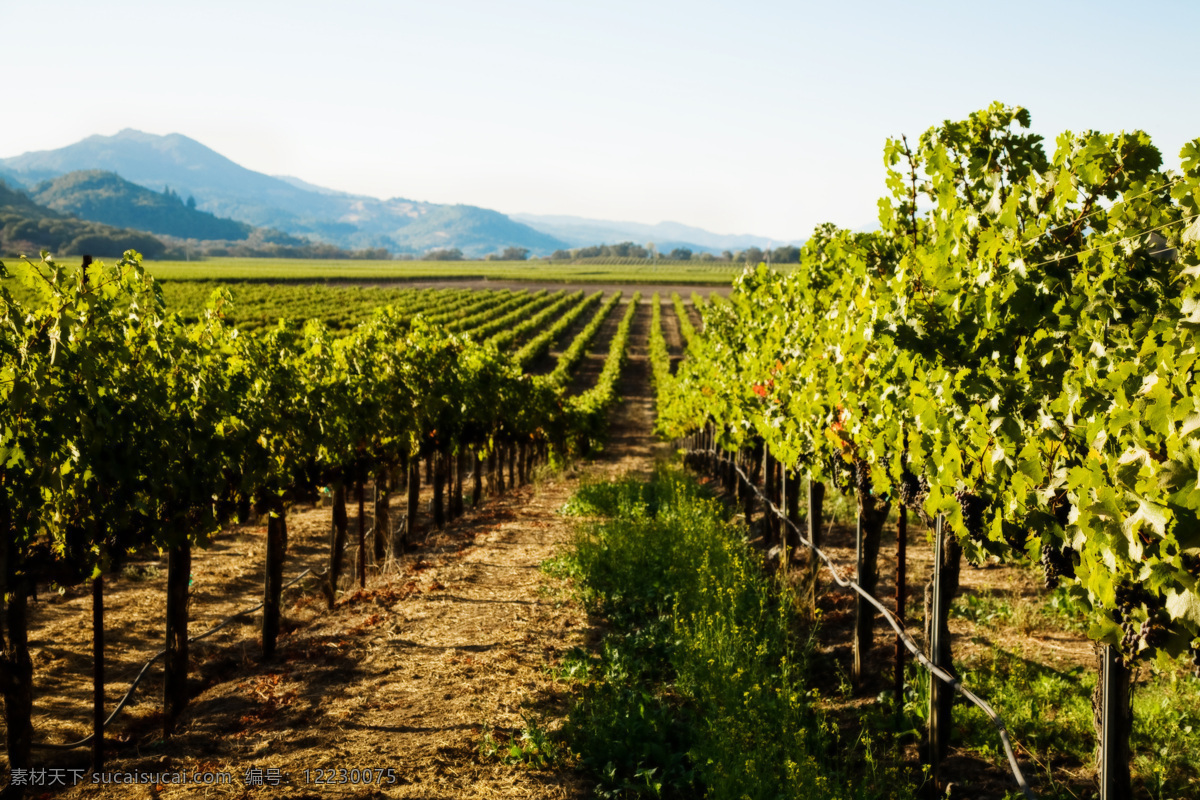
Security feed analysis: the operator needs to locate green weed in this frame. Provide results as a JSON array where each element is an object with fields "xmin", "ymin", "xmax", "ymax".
[{"xmin": 555, "ymin": 465, "xmax": 919, "ymax": 800}]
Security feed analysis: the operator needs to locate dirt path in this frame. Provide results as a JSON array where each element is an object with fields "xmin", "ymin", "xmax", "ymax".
[{"xmin": 8, "ymin": 306, "xmax": 660, "ymax": 800}]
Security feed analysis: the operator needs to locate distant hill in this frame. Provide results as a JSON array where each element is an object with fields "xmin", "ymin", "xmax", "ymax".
[
  {"xmin": 0, "ymin": 178, "xmax": 167, "ymax": 259},
  {"xmin": 31, "ymin": 170, "xmax": 253, "ymax": 241},
  {"xmin": 0, "ymin": 177, "xmax": 387, "ymax": 262},
  {"xmin": 510, "ymin": 212, "xmax": 803, "ymax": 255},
  {"xmin": 1, "ymin": 130, "xmax": 569, "ymax": 258},
  {"xmin": 0, "ymin": 166, "xmax": 29, "ymax": 190}
]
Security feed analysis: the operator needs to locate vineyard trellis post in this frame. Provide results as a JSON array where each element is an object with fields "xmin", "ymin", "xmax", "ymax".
[
  {"xmin": 357, "ymin": 473, "xmax": 368, "ymax": 586},
  {"xmin": 328, "ymin": 483, "xmax": 349, "ymax": 607},
  {"xmin": 785, "ymin": 468, "xmax": 801, "ymax": 567},
  {"xmin": 472, "ymin": 453, "xmax": 483, "ymax": 508},
  {"xmin": 894, "ymin": 505, "xmax": 907, "ymax": 728},
  {"xmin": 928, "ymin": 514, "xmax": 953, "ymax": 773},
  {"xmin": 807, "ymin": 479, "xmax": 825, "ymax": 605},
  {"xmin": 453, "ymin": 451, "xmax": 466, "ymax": 517},
  {"xmin": 262, "ymin": 509, "xmax": 285, "ymax": 658},
  {"xmin": 853, "ymin": 510, "xmax": 868, "ymax": 683},
  {"xmin": 432, "ymin": 451, "xmax": 446, "ymax": 530},
  {"xmin": 374, "ymin": 468, "xmax": 390, "ymax": 562},
  {"xmin": 92, "ymin": 568, "xmax": 104, "ymax": 772},
  {"xmin": 164, "ymin": 541, "xmax": 189, "ymax": 734},
  {"xmin": 1099, "ymin": 644, "xmax": 1133, "ymax": 800},
  {"xmin": 1, "ymin": 525, "xmax": 33, "ymax": 773},
  {"xmin": 405, "ymin": 460, "xmax": 420, "ymax": 551},
  {"xmin": 763, "ymin": 450, "xmax": 777, "ymax": 544}
]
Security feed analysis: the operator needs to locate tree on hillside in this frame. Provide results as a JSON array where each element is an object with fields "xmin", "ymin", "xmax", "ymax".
[
  {"xmin": 771, "ymin": 245, "xmax": 800, "ymax": 264},
  {"xmin": 186, "ymin": 195, "xmax": 196, "ymax": 210},
  {"xmin": 740, "ymin": 246, "xmax": 764, "ymax": 264}
]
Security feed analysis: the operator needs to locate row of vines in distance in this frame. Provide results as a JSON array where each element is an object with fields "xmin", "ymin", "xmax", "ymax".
[{"xmin": 0, "ymin": 255, "xmax": 632, "ymax": 774}]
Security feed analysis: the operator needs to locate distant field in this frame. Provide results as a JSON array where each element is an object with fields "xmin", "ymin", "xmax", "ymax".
[{"xmin": 140, "ymin": 257, "xmax": 746, "ymax": 285}]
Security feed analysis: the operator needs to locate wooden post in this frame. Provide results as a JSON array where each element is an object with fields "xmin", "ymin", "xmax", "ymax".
[
  {"xmin": 1098, "ymin": 644, "xmax": 1133, "ymax": 800},
  {"xmin": 356, "ymin": 474, "xmax": 367, "ymax": 587},
  {"xmin": 0, "ymin": 477, "xmax": 33, "ymax": 773},
  {"xmin": 472, "ymin": 453, "xmax": 484, "ymax": 508},
  {"xmin": 808, "ymin": 479, "xmax": 825, "ymax": 549},
  {"xmin": 433, "ymin": 451, "xmax": 446, "ymax": 530},
  {"xmin": 93, "ymin": 571, "xmax": 104, "ymax": 772},
  {"xmin": 894, "ymin": 505, "xmax": 907, "ymax": 725},
  {"xmin": 405, "ymin": 459, "xmax": 420, "ymax": 550},
  {"xmin": 327, "ymin": 483, "xmax": 348, "ymax": 608},
  {"xmin": 778, "ymin": 466, "xmax": 788, "ymax": 568},
  {"xmin": 453, "ymin": 450, "xmax": 465, "ymax": 518},
  {"xmin": 807, "ymin": 479, "xmax": 825, "ymax": 606},
  {"xmin": 763, "ymin": 450, "xmax": 777, "ymax": 543},
  {"xmin": 742, "ymin": 450, "xmax": 756, "ymax": 527},
  {"xmin": 785, "ymin": 468, "xmax": 801, "ymax": 560},
  {"xmin": 517, "ymin": 443, "xmax": 527, "ymax": 485},
  {"xmin": 263, "ymin": 510, "xmax": 285, "ymax": 657},
  {"xmin": 374, "ymin": 468, "xmax": 390, "ymax": 563},
  {"xmin": 164, "ymin": 541, "xmax": 191, "ymax": 734},
  {"xmin": 928, "ymin": 515, "xmax": 953, "ymax": 771},
  {"xmin": 507, "ymin": 444, "xmax": 516, "ymax": 489},
  {"xmin": 853, "ymin": 510, "xmax": 867, "ymax": 683},
  {"xmin": 495, "ymin": 447, "xmax": 506, "ymax": 494}
]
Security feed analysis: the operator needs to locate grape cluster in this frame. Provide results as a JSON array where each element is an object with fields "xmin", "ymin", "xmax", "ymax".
[
  {"xmin": 1111, "ymin": 582, "xmax": 1171, "ymax": 664},
  {"xmin": 1041, "ymin": 544, "xmax": 1077, "ymax": 589},
  {"xmin": 1143, "ymin": 618, "xmax": 1169, "ymax": 649},
  {"xmin": 854, "ymin": 458, "xmax": 871, "ymax": 494},
  {"xmin": 1120, "ymin": 614, "xmax": 1170, "ymax": 665},
  {"xmin": 897, "ymin": 470, "xmax": 922, "ymax": 508},
  {"xmin": 954, "ymin": 490, "xmax": 988, "ymax": 540},
  {"xmin": 1120, "ymin": 618, "xmax": 1142, "ymax": 661},
  {"xmin": 1113, "ymin": 582, "xmax": 1154, "ymax": 622}
]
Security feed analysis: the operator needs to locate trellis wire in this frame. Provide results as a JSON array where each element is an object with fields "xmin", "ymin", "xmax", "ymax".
[
  {"xmin": 683, "ymin": 441, "xmax": 1036, "ymax": 800},
  {"xmin": 31, "ymin": 568, "xmax": 315, "ymax": 751}
]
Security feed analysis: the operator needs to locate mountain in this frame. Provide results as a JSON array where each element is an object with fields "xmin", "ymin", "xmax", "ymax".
[
  {"xmin": 510, "ymin": 212, "xmax": 803, "ymax": 255},
  {"xmin": 0, "ymin": 179, "xmax": 168, "ymax": 259},
  {"xmin": 1, "ymin": 130, "xmax": 567, "ymax": 257},
  {"xmin": 31, "ymin": 170, "xmax": 253, "ymax": 241},
  {"xmin": 0, "ymin": 166, "xmax": 29, "ymax": 190}
]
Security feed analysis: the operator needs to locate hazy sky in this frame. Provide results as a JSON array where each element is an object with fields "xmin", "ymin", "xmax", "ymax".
[{"xmin": 4, "ymin": 0, "xmax": 1198, "ymax": 241}]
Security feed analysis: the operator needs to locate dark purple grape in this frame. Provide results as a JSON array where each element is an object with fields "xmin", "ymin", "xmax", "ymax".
[
  {"xmin": 1142, "ymin": 618, "xmax": 1169, "ymax": 649},
  {"xmin": 897, "ymin": 470, "xmax": 921, "ymax": 508},
  {"xmin": 954, "ymin": 490, "xmax": 988, "ymax": 540},
  {"xmin": 1041, "ymin": 544, "xmax": 1075, "ymax": 589}
]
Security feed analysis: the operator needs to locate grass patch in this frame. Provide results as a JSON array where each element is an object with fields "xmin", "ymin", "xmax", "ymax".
[{"xmin": 553, "ymin": 466, "xmax": 918, "ymax": 799}]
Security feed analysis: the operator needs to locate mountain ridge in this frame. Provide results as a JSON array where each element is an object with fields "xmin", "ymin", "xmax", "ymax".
[
  {"xmin": 0, "ymin": 130, "xmax": 566, "ymax": 257},
  {"xmin": 510, "ymin": 212, "xmax": 802, "ymax": 254},
  {"xmin": 30, "ymin": 170, "xmax": 253, "ymax": 241},
  {"xmin": 2, "ymin": 130, "xmax": 797, "ymax": 258}
]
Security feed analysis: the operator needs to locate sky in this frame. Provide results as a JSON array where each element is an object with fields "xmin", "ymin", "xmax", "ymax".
[{"xmin": 3, "ymin": 0, "xmax": 1199, "ymax": 241}]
